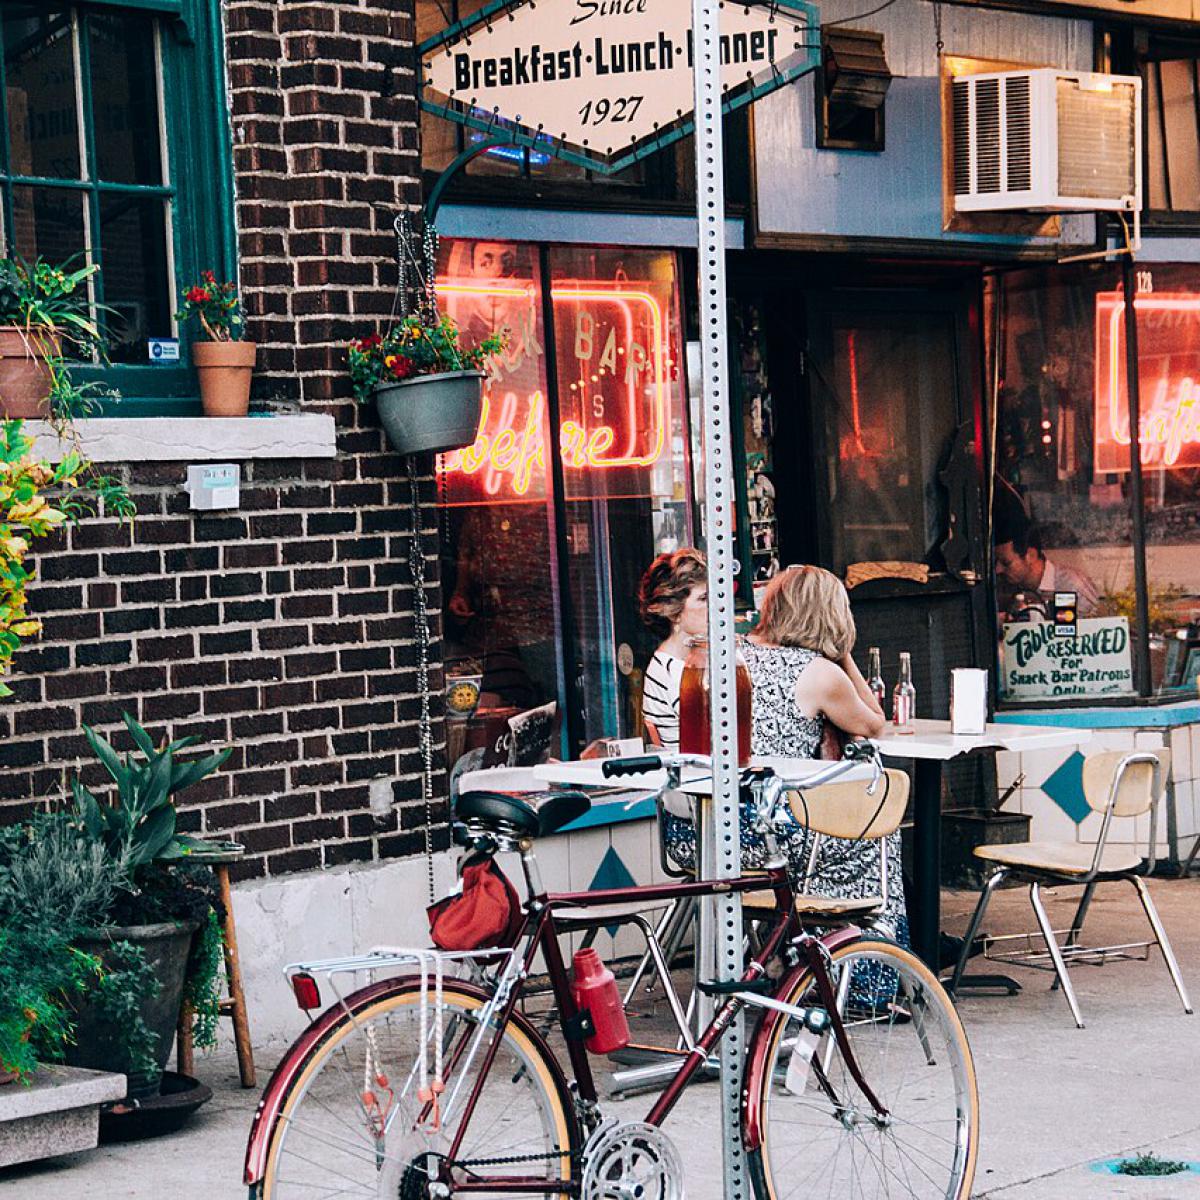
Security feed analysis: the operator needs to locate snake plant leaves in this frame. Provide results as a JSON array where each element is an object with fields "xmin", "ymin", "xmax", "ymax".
[{"xmin": 72, "ymin": 713, "xmax": 231, "ymax": 869}]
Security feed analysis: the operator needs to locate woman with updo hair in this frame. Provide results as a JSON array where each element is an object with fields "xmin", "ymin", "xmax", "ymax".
[{"xmin": 636, "ymin": 549, "xmax": 707, "ymax": 751}]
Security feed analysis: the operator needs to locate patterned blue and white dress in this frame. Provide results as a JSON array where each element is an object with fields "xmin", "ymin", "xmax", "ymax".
[{"xmin": 662, "ymin": 640, "xmax": 909, "ymax": 953}]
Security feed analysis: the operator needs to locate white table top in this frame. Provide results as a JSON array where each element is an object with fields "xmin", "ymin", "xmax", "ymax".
[{"xmin": 874, "ymin": 718, "xmax": 1091, "ymax": 762}]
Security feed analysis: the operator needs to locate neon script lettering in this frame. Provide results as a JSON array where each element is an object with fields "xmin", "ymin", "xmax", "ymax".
[
  {"xmin": 438, "ymin": 280, "xmax": 670, "ymax": 497},
  {"xmin": 1096, "ymin": 293, "xmax": 1200, "ymax": 471},
  {"xmin": 441, "ymin": 392, "xmax": 626, "ymax": 496}
]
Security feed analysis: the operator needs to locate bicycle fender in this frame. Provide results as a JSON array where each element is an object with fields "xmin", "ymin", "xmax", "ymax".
[
  {"xmin": 243, "ymin": 975, "xmax": 579, "ymax": 1186},
  {"xmin": 740, "ymin": 926, "xmax": 864, "ymax": 1152}
]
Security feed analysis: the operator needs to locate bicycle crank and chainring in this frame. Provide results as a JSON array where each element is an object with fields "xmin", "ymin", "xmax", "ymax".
[
  {"xmin": 580, "ymin": 1120, "xmax": 684, "ymax": 1200},
  {"xmin": 397, "ymin": 1151, "xmax": 442, "ymax": 1200}
]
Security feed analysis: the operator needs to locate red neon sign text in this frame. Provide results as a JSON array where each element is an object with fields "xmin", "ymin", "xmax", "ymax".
[
  {"xmin": 1095, "ymin": 292, "xmax": 1200, "ymax": 472},
  {"xmin": 438, "ymin": 280, "xmax": 670, "ymax": 498}
]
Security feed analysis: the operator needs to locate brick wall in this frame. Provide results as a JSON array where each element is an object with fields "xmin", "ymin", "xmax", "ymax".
[{"xmin": 0, "ymin": 1, "xmax": 450, "ymax": 882}]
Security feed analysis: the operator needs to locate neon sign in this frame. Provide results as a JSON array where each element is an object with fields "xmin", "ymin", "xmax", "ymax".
[
  {"xmin": 439, "ymin": 279, "xmax": 670, "ymax": 499},
  {"xmin": 1095, "ymin": 292, "xmax": 1200, "ymax": 472}
]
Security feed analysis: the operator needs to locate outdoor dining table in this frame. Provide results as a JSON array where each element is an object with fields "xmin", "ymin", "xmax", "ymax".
[{"xmin": 874, "ymin": 718, "xmax": 1092, "ymax": 970}]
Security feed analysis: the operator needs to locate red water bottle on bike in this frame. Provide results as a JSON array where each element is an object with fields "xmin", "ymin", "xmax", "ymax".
[{"xmin": 571, "ymin": 947, "xmax": 629, "ymax": 1054}]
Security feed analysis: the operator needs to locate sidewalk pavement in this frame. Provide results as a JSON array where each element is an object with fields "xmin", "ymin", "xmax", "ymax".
[{"xmin": 4, "ymin": 875, "xmax": 1198, "ymax": 1198}]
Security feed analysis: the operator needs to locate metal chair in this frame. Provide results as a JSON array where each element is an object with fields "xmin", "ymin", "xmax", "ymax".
[
  {"xmin": 948, "ymin": 750, "xmax": 1192, "ymax": 1029},
  {"xmin": 742, "ymin": 768, "xmax": 911, "ymax": 927}
]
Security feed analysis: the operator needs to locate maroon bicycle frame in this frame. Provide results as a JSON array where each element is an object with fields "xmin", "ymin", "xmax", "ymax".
[
  {"xmin": 442, "ymin": 862, "xmax": 827, "ymax": 1195},
  {"xmin": 244, "ymin": 859, "xmax": 880, "ymax": 1194}
]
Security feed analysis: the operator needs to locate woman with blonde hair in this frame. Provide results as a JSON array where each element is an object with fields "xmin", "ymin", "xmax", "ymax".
[
  {"xmin": 744, "ymin": 564, "xmax": 885, "ymax": 755},
  {"xmin": 662, "ymin": 564, "xmax": 908, "ymax": 961},
  {"xmin": 745, "ymin": 564, "xmax": 906, "ymax": 950}
]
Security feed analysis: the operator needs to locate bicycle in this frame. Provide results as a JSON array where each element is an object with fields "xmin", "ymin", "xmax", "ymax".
[{"xmin": 244, "ymin": 743, "xmax": 979, "ymax": 1199}]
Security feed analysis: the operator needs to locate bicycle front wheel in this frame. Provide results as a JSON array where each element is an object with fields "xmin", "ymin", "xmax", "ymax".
[
  {"xmin": 258, "ymin": 981, "xmax": 578, "ymax": 1199},
  {"xmin": 748, "ymin": 938, "xmax": 978, "ymax": 1200}
]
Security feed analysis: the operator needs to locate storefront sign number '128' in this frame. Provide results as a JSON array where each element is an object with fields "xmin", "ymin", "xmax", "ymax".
[{"xmin": 420, "ymin": 0, "xmax": 819, "ymax": 174}]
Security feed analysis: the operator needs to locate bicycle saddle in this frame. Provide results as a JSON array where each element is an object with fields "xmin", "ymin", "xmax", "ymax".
[{"xmin": 455, "ymin": 790, "xmax": 590, "ymax": 838}]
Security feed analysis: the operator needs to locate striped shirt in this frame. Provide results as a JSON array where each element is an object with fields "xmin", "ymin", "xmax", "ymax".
[{"xmin": 642, "ymin": 651, "xmax": 685, "ymax": 751}]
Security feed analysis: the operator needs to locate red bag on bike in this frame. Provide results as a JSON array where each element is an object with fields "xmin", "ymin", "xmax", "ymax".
[{"xmin": 428, "ymin": 855, "xmax": 523, "ymax": 951}]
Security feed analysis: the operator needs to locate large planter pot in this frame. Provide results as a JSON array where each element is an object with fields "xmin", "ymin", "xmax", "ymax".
[
  {"xmin": 0, "ymin": 325, "xmax": 54, "ymax": 418},
  {"xmin": 65, "ymin": 920, "xmax": 199, "ymax": 1100},
  {"xmin": 374, "ymin": 369, "xmax": 485, "ymax": 456},
  {"xmin": 193, "ymin": 340, "xmax": 256, "ymax": 417}
]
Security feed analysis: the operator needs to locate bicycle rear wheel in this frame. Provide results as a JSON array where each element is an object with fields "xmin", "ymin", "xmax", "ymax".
[
  {"xmin": 257, "ymin": 981, "xmax": 578, "ymax": 1199},
  {"xmin": 748, "ymin": 938, "xmax": 978, "ymax": 1200}
]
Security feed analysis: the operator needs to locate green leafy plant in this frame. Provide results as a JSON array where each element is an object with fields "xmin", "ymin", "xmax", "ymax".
[
  {"xmin": 1114, "ymin": 1152, "xmax": 1190, "ymax": 1177},
  {"xmin": 0, "ymin": 420, "xmax": 135, "ymax": 697},
  {"xmin": 174, "ymin": 270, "xmax": 244, "ymax": 342},
  {"xmin": 0, "ymin": 926, "xmax": 100, "ymax": 1082},
  {"xmin": 1094, "ymin": 581, "xmax": 1188, "ymax": 637},
  {"xmin": 347, "ymin": 312, "xmax": 505, "ymax": 402},
  {"xmin": 0, "ymin": 256, "xmax": 117, "ymax": 422},
  {"xmin": 0, "ymin": 813, "xmax": 120, "ymax": 1082},
  {"xmin": 72, "ymin": 712, "xmax": 232, "ymax": 867},
  {"xmin": 0, "ymin": 712, "xmax": 233, "ymax": 1081},
  {"xmin": 183, "ymin": 909, "xmax": 225, "ymax": 1051}
]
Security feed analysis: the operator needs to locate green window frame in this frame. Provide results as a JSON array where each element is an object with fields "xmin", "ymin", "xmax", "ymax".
[{"xmin": 0, "ymin": 0, "xmax": 237, "ymax": 415}]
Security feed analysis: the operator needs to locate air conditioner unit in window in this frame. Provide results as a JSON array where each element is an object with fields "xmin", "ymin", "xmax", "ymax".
[{"xmin": 951, "ymin": 68, "xmax": 1141, "ymax": 212}]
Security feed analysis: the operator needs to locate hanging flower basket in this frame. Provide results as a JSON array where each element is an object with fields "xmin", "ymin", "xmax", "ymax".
[
  {"xmin": 372, "ymin": 368, "xmax": 486, "ymax": 456},
  {"xmin": 348, "ymin": 310, "xmax": 504, "ymax": 458}
]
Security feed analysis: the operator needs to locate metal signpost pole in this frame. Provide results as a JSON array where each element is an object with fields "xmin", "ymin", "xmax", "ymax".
[{"xmin": 691, "ymin": 0, "xmax": 747, "ymax": 1195}]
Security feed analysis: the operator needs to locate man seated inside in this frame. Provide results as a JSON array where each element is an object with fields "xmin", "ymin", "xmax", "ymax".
[{"xmin": 994, "ymin": 523, "xmax": 1100, "ymax": 618}]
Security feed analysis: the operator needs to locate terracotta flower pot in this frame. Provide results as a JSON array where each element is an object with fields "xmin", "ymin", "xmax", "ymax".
[
  {"xmin": 193, "ymin": 340, "xmax": 256, "ymax": 417},
  {"xmin": 0, "ymin": 325, "xmax": 55, "ymax": 419},
  {"xmin": 373, "ymin": 370, "xmax": 486, "ymax": 456}
]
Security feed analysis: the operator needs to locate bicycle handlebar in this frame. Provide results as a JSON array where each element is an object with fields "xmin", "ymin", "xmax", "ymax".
[
  {"xmin": 602, "ymin": 740, "xmax": 883, "ymax": 790},
  {"xmin": 601, "ymin": 754, "xmax": 665, "ymax": 778}
]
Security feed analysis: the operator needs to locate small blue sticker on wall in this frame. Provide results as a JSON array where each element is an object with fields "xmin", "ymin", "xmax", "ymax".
[{"xmin": 148, "ymin": 338, "xmax": 180, "ymax": 363}]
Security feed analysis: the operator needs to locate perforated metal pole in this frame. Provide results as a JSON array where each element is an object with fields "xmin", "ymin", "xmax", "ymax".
[{"xmin": 691, "ymin": 0, "xmax": 746, "ymax": 1193}]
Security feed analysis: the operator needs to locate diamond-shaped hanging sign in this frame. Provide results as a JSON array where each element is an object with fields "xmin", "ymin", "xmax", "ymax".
[{"xmin": 420, "ymin": 0, "xmax": 820, "ymax": 175}]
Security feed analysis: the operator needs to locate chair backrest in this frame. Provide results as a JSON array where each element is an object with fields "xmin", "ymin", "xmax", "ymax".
[
  {"xmin": 1082, "ymin": 750, "xmax": 1170, "ymax": 818},
  {"xmin": 786, "ymin": 769, "xmax": 911, "ymax": 840}
]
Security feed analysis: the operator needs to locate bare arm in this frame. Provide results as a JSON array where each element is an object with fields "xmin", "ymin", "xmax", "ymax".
[
  {"xmin": 839, "ymin": 652, "xmax": 885, "ymax": 720},
  {"xmin": 794, "ymin": 656, "xmax": 886, "ymax": 739}
]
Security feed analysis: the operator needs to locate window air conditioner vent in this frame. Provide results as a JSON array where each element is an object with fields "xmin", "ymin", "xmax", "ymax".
[
  {"xmin": 950, "ymin": 68, "xmax": 1141, "ymax": 212},
  {"xmin": 1005, "ymin": 75, "xmax": 1031, "ymax": 192}
]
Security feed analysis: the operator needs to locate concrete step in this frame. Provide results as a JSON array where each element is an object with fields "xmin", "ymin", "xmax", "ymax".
[{"xmin": 0, "ymin": 1064, "xmax": 126, "ymax": 1168}]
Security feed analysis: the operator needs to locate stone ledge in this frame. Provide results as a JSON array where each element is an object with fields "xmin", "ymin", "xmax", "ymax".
[
  {"xmin": 0, "ymin": 1064, "xmax": 126, "ymax": 1168},
  {"xmin": 25, "ymin": 415, "xmax": 338, "ymax": 463}
]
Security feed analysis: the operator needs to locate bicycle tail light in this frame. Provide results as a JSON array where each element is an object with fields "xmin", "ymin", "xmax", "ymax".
[{"xmin": 291, "ymin": 972, "xmax": 322, "ymax": 1012}]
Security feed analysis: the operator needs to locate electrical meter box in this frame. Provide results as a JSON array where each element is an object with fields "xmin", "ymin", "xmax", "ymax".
[{"xmin": 186, "ymin": 463, "xmax": 240, "ymax": 511}]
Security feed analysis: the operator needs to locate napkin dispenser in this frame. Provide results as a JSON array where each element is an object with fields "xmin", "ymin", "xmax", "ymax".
[{"xmin": 950, "ymin": 668, "xmax": 988, "ymax": 735}]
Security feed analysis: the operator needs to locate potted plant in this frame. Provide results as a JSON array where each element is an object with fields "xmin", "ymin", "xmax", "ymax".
[
  {"xmin": 59, "ymin": 713, "xmax": 231, "ymax": 1097},
  {"xmin": 0, "ymin": 815, "xmax": 125, "ymax": 1086},
  {"xmin": 0, "ymin": 714, "xmax": 230, "ymax": 1099},
  {"xmin": 0, "ymin": 256, "xmax": 107, "ymax": 421},
  {"xmin": 347, "ymin": 312, "xmax": 504, "ymax": 455},
  {"xmin": 176, "ymin": 271, "xmax": 255, "ymax": 417}
]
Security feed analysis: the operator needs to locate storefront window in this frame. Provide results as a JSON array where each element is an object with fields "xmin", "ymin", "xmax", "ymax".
[
  {"xmin": 992, "ymin": 263, "xmax": 1141, "ymax": 704},
  {"xmin": 548, "ymin": 245, "xmax": 692, "ymax": 745},
  {"xmin": 1104, "ymin": 264, "xmax": 1200, "ymax": 696},
  {"xmin": 436, "ymin": 239, "xmax": 692, "ymax": 771},
  {"xmin": 438, "ymin": 240, "xmax": 562, "ymax": 774}
]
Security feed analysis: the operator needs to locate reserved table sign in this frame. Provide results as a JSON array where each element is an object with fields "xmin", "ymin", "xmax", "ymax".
[{"xmin": 1001, "ymin": 616, "xmax": 1134, "ymax": 700}]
